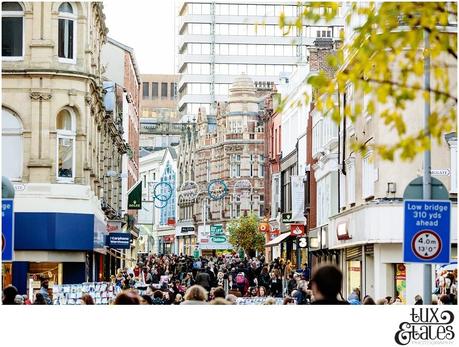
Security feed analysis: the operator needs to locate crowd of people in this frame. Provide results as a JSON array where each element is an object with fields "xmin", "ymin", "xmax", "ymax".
[{"xmin": 2, "ymin": 253, "xmax": 457, "ymax": 305}]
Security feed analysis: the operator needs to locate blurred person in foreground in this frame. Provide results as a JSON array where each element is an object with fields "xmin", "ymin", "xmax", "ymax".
[
  {"xmin": 310, "ymin": 264, "xmax": 349, "ymax": 305},
  {"xmin": 181, "ymin": 285, "xmax": 208, "ymax": 305}
]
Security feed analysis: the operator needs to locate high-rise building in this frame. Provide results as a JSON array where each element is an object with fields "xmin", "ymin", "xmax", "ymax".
[{"xmin": 176, "ymin": 0, "xmax": 344, "ymax": 118}]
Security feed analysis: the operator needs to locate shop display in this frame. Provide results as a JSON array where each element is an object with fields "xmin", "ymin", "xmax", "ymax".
[
  {"xmin": 235, "ymin": 297, "xmax": 283, "ymax": 305},
  {"xmin": 51, "ymin": 282, "xmax": 121, "ymax": 305}
]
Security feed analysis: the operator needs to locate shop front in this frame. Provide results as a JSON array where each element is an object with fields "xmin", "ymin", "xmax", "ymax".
[
  {"xmin": 175, "ymin": 225, "xmax": 197, "ymax": 256},
  {"xmin": 198, "ymin": 224, "xmax": 233, "ymax": 257}
]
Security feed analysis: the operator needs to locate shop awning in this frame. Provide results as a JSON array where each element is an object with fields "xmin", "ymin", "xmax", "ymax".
[{"xmin": 266, "ymin": 232, "xmax": 291, "ymax": 247}]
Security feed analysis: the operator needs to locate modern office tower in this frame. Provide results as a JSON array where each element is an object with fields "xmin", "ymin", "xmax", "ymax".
[{"xmin": 176, "ymin": 0, "xmax": 344, "ymax": 118}]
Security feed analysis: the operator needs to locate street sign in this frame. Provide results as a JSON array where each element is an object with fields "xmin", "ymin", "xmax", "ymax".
[
  {"xmin": 431, "ymin": 169, "xmax": 451, "ymax": 176},
  {"xmin": 290, "ymin": 223, "xmax": 305, "ymax": 236},
  {"xmin": 282, "ymin": 212, "xmax": 293, "ymax": 223},
  {"xmin": 404, "ymin": 200, "xmax": 451, "ymax": 263},
  {"xmin": 2, "ymin": 199, "xmax": 14, "ymax": 261}
]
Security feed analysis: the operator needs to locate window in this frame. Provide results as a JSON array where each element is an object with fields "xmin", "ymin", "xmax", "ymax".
[
  {"xmin": 230, "ymin": 155, "xmax": 241, "ymax": 178},
  {"xmin": 258, "ymin": 155, "xmax": 265, "ymax": 178},
  {"xmin": 256, "ymin": 5, "xmax": 265, "ymax": 16},
  {"xmin": 249, "ymin": 155, "xmax": 254, "ymax": 177},
  {"xmin": 339, "ymin": 171, "xmax": 346, "ymax": 209},
  {"xmin": 2, "ymin": 108, "xmax": 23, "ymax": 180},
  {"xmin": 259, "ymin": 195, "xmax": 265, "ymax": 217},
  {"xmin": 58, "ymin": 2, "xmax": 76, "ymax": 61},
  {"xmin": 238, "ymin": 4, "xmax": 247, "ymax": 16},
  {"xmin": 170, "ymin": 83, "xmax": 176, "ymax": 99},
  {"xmin": 161, "ymin": 82, "xmax": 168, "ymax": 98},
  {"xmin": 2, "ymin": 2, "xmax": 24, "ymax": 58},
  {"xmin": 239, "ymin": 45, "xmax": 247, "ymax": 56},
  {"xmin": 229, "ymin": 4, "xmax": 238, "ymax": 16},
  {"xmin": 56, "ymin": 108, "xmax": 76, "ymax": 181},
  {"xmin": 229, "ymin": 44, "xmax": 238, "ymax": 55},
  {"xmin": 151, "ymin": 82, "xmax": 158, "ymax": 99},
  {"xmin": 248, "ymin": 5, "xmax": 256, "ymax": 16},
  {"xmin": 282, "ymin": 168, "xmax": 291, "ymax": 212},
  {"xmin": 347, "ymin": 158, "xmax": 356, "ymax": 204},
  {"xmin": 362, "ymin": 154, "xmax": 375, "ymax": 198},
  {"xmin": 266, "ymin": 45, "xmax": 274, "ymax": 56},
  {"xmin": 143, "ymin": 82, "xmax": 149, "ymax": 98}
]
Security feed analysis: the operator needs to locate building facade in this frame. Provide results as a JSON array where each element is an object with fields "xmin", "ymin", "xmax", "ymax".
[
  {"xmin": 177, "ymin": 74, "xmax": 267, "ymax": 255},
  {"xmin": 2, "ymin": 2, "xmax": 108, "ymax": 292},
  {"xmin": 139, "ymin": 74, "xmax": 181, "ymax": 150},
  {"xmin": 101, "ymin": 37, "xmax": 141, "ymax": 270},
  {"xmin": 176, "ymin": 0, "xmax": 344, "ymax": 118}
]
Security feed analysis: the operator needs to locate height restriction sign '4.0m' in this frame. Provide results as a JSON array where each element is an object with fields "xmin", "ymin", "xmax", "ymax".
[{"xmin": 404, "ymin": 200, "xmax": 451, "ymax": 263}]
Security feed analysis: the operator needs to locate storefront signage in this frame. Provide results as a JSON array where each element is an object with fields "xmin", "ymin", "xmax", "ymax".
[
  {"xmin": 181, "ymin": 226, "xmax": 195, "ymax": 233},
  {"xmin": 163, "ymin": 235, "xmax": 175, "ymax": 243},
  {"xmin": 336, "ymin": 221, "xmax": 351, "ymax": 240},
  {"xmin": 290, "ymin": 224, "xmax": 305, "ymax": 236},
  {"xmin": 207, "ymin": 179, "xmax": 228, "ymax": 201},
  {"xmin": 298, "ymin": 237, "xmax": 308, "ymax": 248},
  {"xmin": 210, "ymin": 224, "xmax": 227, "ymax": 243},
  {"xmin": 282, "ymin": 212, "xmax": 293, "ymax": 223},
  {"xmin": 2, "ymin": 199, "xmax": 14, "ymax": 261},
  {"xmin": 106, "ymin": 220, "xmax": 122, "ymax": 233},
  {"xmin": 404, "ymin": 200, "xmax": 451, "ymax": 263},
  {"xmin": 153, "ymin": 181, "xmax": 173, "ymax": 202},
  {"xmin": 127, "ymin": 180, "xmax": 142, "ymax": 209},
  {"xmin": 106, "ymin": 233, "xmax": 131, "ymax": 249},
  {"xmin": 258, "ymin": 220, "xmax": 270, "ymax": 233}
]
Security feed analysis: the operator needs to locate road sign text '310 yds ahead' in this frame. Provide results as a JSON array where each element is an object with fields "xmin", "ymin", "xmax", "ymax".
[{"xmin": 404, "ymin": 200, "xmax": 451, "ymax": 264}]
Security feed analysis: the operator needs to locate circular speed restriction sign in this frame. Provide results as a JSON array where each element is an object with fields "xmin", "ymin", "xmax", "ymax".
[{"xmin": 411, "ymin": 230, "xmax": 442, "ymax": 260}]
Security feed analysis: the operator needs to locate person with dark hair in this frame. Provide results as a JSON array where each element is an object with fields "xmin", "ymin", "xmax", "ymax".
[
  {"xmin": 33, "ymin": 293, "xmax": 47, "ymax": 305},
  {"xmin": 140, "ymin": 295, "xmax": 153, "ymax": 305},
  {"xmin": 2, "ymin": 285, "xmax": 19, "ymax": 305},
  {"xmin": 213, "ymin": 286, "xmax": 226, "ymax": 299},
  {"xmin": 310, "ymin": 264, "xmax": 349, "ymax": 305},
  {"xmin": 152, "ymin": 290, "xmax": 165, "ymax": 305},
  {"xmin": 113, "ymin": 290, "xmax": 140, "ymax": 305},
  {"xmin": 439, "ymin": 294, "xmax": 451, "ymax": 305},
  {"xmin": 195, "ymin": 268, "xmax": 211, "ymax": 292},
  {"xmin": 363, "ymin": 295, "xmax": 376, "ymax": 305},
  {"xmin": 414, "ymin": 295, "xmax": 423, "ymax": 305},
  {"xmin": 80, "ymin": 294, "xmax": 95, "ymax": 305}
]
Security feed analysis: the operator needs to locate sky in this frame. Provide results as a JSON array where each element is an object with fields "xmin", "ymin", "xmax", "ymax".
[{"xmin": 103, "ymin": 0, "xmax": 176, "ymax": 75}]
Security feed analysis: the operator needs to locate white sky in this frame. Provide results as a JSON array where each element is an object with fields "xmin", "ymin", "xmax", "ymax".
[{"xmin": 103, "ymin": 0, "xmax": 176, "ymax": 75}]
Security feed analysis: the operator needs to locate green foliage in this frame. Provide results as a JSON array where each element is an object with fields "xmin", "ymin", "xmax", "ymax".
[
  {"xmin": 279, "ymin": 2, "xmax": 457, "ymax": 161},
  {"xmin": 227, "ymin": 213, "xmax": 265, "ymax": 255}
]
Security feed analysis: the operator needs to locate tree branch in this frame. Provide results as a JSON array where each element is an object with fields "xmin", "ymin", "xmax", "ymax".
[{"xmin": 360, "ymin": 77, "xmax": 458, "ymax": 103}]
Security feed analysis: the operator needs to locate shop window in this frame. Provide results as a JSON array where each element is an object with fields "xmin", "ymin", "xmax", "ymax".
[
  {"xmin": 56, "ymin": 108, "xmax": 76, "ymax": 182},
  {"xmin": 58, "ymin": 2, "xmax": 76, "ymax": 62},
  {"xmin": 2, "ymin": 107, "xmax": 23, "ymax": 180},
  {"xmin": 2, "ymin": 2, "xmax": 24, "ymax": 58}
]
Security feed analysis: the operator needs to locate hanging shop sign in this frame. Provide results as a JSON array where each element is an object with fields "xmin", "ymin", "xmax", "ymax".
[
  {"xmin": 282, "ymin": 212, "xmax": 293, "ymax": 224},
  {"xmin": 291, "ymin": 176, "xmax": 306, "ymax": 222},
  {"xmin": 181, "ymin": 226, "xmax": 195, "ymax": 233},
  {"xmin": 127, "ymin": 181, "xmax": 142, "ymax": 209},
  {"xmin": 258, "ymin": 220, "xmax": 271, "ymax": 233},
  {"xmin": 336, "ymin": 221, "xmax": 351, "ymax": 241},
  {"xmin": 153, "ymin": 181, "xmax": 173, "ymax": 202},
  {"xmin": 106, "ymin": 233, "xmax": 131, "ymax": 249},
  {"xmin": 207, "ymin": 179, "xmax": 228, "ymax": 201},
  {"xmin": 290, "ymin": 223, "xmax": 305, "ymax": 237},
  {"xmin": 298, "ymin": 237, "xmax": 308, "ymax": 248}
]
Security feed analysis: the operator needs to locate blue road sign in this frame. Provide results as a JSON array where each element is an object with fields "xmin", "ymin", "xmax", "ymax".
[
  {"xmin": 404, "ymin": 200, "xmax": 451, "ymax": 263},
  {"xmin": 2, "ymin": 199, "xmax": 14, "ymax": 261},
  {"xmin": 106, "ymin": 233, "xmax": 131, "ymax": 249}
]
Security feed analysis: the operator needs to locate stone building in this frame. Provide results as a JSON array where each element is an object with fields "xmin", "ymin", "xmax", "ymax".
[
  {"xmin": 177, "ymin": 74, "xmax": 267, "ymax": 255},
  {"xmin": 1, "ymin": 2, "xmax": 109, "ymax": 292}
]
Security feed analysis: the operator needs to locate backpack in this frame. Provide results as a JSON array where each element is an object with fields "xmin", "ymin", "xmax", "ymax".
[{"xmin": 236, "ymin": 273, "xmax": 245, "ymax": 285}]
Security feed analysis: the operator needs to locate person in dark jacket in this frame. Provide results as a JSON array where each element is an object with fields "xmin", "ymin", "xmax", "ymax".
[
  {"xmin": 2, "ymin": 285, "xmax": 19, "ymax": 305},
  {"xmin": 269, "ymin": 270, "xmax": 282, "ymax": 297},
  {"xmin": 258, "ymin": 266, "xmax": 271, "ymax": 289},
  {"xmin": 310, "ymin": 264, "xmax": 349, "ymax": 305},
  {"xmin": 195, "ymin": 269, "xmax": 211, "ymax": 291}
]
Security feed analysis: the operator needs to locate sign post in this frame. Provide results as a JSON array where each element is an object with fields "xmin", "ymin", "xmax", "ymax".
[
  {"xmin": 127, "ymin": 180, "xmax": 142, "ymax": 209},
  {"xmin": 2, "ymin": 199, "xmax": 14, "ymax": 261},
  {"xmin": 404, "ymin": 200, "xmax": 451, "ymax": 264}
]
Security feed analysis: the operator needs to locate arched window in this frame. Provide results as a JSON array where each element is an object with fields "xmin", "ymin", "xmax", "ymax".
[
  {"xmin": 58, "ymin": 2, "xmax": 76, "ymax": 61},
  {"xmin": 2, "ymin": 2, "xmax": 24, "ymax": 58},
  {"xmin": 2, "ymin": 107, "xmax": 23, "ymax": 180},
  {"xmin": 56, "ymin": 108, "xmax": 76, "ymax": 181}
]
